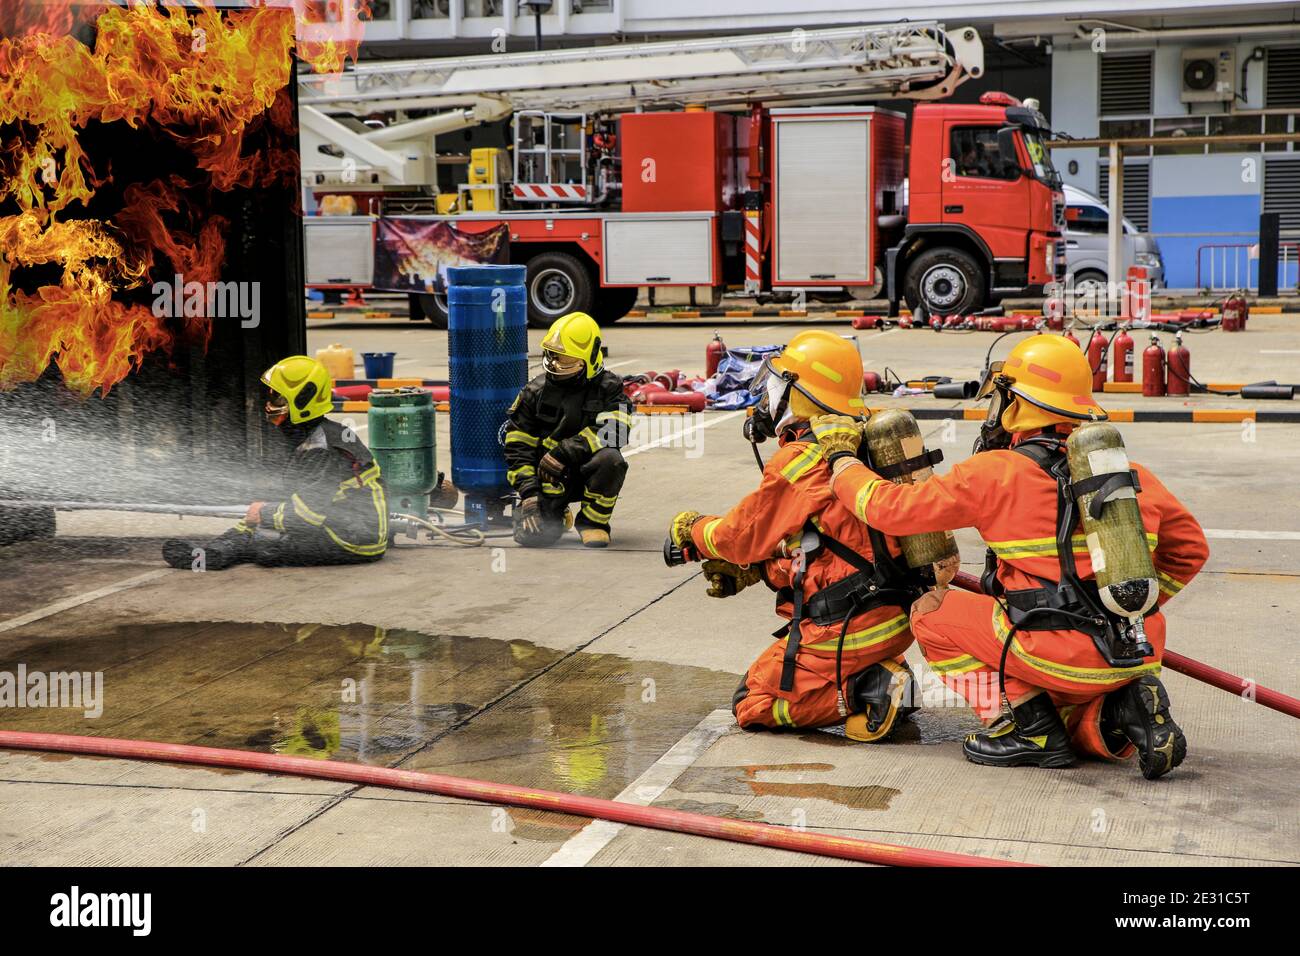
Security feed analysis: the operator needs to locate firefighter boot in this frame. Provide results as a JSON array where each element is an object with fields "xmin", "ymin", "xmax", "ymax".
[
  {"xmin": 163, "ymin": 527, "xmax": 253, "ymax": 571},
  {"xmin": 844, "ymin": 660, "xmax": 917, "ymax": 742},
  {"xmin": 963, "ymin": 692, "xmax": 1076, "ymax": 768},
  {"xmin": 1102, "ymin": 675, "xmax": 1187, "ymax": 780}
]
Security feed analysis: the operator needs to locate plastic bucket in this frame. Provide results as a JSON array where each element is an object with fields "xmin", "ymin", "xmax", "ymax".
[{"xmin": 361, "ymin": 352, "xmax": 396, "ymax": 378}]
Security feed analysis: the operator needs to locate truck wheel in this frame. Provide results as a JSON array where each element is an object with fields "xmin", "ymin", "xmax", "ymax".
[
  {"xmin": 1073, "ymin": 269, "xmax": 1108, "ymax": 303},
  {"xmin": 525, "ymin": 252, "xmax": 594, "ymax": 329},
  {"xmin": 903, "ymin": 247, "xmax": 986, "ymax": 318},
  {"xmin": 591, "ymin": 286, "xmax": 639, "ymax": 324},
  {"xmin": 0, "ymin": 505, "xmax": 55, "ymax": 547},
  {"xmin": 413, "ymin": 292, "xmax": 449, "ymax": 329}
]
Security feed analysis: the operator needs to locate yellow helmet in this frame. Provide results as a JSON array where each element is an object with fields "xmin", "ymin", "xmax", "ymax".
[
  {"xmin": 769, "ymin": 329, "xmax": 867, "ymax": 418},
  {"xmin": 262, "ymin": 355, "xmax": 334, "ymax": 425},
  {"xmin": 541, "ymin": 311, "xmax": 603, "ymax": 380},
  {"xmin": 998, "ymin": 335, "xmax": 1107, "ymax": 432}
]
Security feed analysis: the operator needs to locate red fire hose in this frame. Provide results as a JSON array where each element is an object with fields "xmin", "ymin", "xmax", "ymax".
[
  {"xmin": 950, "ymin": 572, "xmax": 1300, "ymax": 720},
  {"xmin": 0, "ymin": 730, "xmax": 1029, "ymax": 868}
]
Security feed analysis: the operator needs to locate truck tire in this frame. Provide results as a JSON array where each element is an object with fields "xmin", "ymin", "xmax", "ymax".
[
  {"xmin": 1073, "ymin": 269, "xmax": 1108, "ymax": 303},
  {"xmin": 524, "ymin": 252, "xmax": 594, "ymax": 329},
  {"xmin": 591, "ymin": 285, "xmax": 639, "ymax": 324},
  {"xmin": 903, "ymin": 247, "xmax": 986, "ymax": 318},
  {"xmin": 0, "ymin": 505, "xmax": 55, "ymax": 547},
  {"xmin": 412, "ymin": 292, "xmax": 449, "ymax": 329}
]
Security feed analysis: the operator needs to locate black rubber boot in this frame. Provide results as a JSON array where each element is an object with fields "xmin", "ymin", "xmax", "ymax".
[
  {"xmin": 162, "ymin": 529, "xmax": 251, "ymax": 571},
  {"xmin": 963, "ymin": 693, "xmax": 1076, "ymax": 768},
  {"xmin": 1102, "ymin": 675, "xmax": 1187, "ymax": 780},
  {"xmin": 844, "ymin": 660, "xmax": 917, "ymax": 742}
]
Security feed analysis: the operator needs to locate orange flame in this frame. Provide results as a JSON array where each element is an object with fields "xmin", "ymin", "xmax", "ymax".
[{"xmin": 0, "ymin": 1, "xmax": 366, "ymax": 396}]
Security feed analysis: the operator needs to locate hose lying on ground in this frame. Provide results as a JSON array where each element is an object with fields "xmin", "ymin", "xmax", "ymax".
[
  {"xmin": 0, "ymin": 730, "xmax": 1031, "ymax": 868},
  {"xmin": 951, "ymin": 572, "xmax": 1300, "ymax": 720}
]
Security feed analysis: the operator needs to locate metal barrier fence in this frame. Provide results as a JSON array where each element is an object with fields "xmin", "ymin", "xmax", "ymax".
[{"xmin": 1196, "ymin": 241, "xmax": 1300, "ymax": 292}]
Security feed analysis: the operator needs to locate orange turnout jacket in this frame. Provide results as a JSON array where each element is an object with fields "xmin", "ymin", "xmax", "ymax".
[
  {"xmin": 690, "ymin": 430, "xmax": 915, "ymax": 730},
  {"xmin": 829, "ymin": 428, "xmax": 1208, "ymax": 748}
]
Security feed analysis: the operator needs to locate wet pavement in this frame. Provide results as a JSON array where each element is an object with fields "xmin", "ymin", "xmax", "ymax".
[{"xmin": 2, "ymin": 317, "xmax": 1298, "ymax": 866}]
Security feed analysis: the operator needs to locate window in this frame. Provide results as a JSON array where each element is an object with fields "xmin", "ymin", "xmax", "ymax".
[
  {"xmin": 1153, "ymin": 117, "xmax": 1206, "ymax": 155},
  {"xmin": 1099, "ymin": 118, "xmax": 1151, "ymax": 156},
  {"xmin": 412, "ymin": 0, "xmax": 450, "ymax": 19},
  {"xmin": 1067, "ymin": 205, "xmax": 1109, "ymax": 235},
  {"xmin": 1100, "ymin": 53, "xmax": 1154, "ymax": 115},
  {"xmin": 1209, "ymin": 114, "xmax": 1263, "ymax": 154},
  {"xmin": 1265, "ymin": 114, "xmax": 1296, "ymax": 153},
  {"xmin": 949, "ymin": 127, "xmax": 1019, "ymax": 181}
]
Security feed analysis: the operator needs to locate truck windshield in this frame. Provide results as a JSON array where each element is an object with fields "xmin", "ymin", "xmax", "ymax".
[{"xmin": 1022, "ymin": 130, "xmax": 1061, "ymax": 188}]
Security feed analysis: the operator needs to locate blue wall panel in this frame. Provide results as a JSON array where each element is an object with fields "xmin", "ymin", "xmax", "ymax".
[{"xmin": 1150, "ymin": 194, "xmax": 1260, "ymax": 289}]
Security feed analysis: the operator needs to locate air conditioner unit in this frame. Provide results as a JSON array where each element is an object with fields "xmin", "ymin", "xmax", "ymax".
[{"xmin": 1181, "ymin": 47, "xmax": 1236, "ymax": 103}]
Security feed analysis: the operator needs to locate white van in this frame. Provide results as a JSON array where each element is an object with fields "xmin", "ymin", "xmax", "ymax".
[{"xmin": 1063, "ymin": 184, "xmax": 1164, "ymax": 294}]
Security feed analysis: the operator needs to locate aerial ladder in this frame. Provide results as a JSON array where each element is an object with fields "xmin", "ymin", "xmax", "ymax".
[{"xmin": 298, "ymin": 20, "xmax": 984, "ymax": 190}]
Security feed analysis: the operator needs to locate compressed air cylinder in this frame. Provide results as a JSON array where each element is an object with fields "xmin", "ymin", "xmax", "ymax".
[
  {"xmin": 864, "ymin": 409, "xmax": 959, "ymax": 569},
  {"xmin": 446, "ymin": 265, "xmax": 528, "ymax": 498},
  {"xmin": 368, "ymin": 387, "xmax": 436, "ymax": 515},
  {"xmin": 1066, "ymin": 422, "xmax": 1157, "ymax": 619}
]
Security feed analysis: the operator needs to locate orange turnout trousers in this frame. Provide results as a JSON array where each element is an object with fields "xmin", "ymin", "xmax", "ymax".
[
  {"xmin": 830, "ymin": 430, "xmax": 1208, "ymax": 758},
  {"xmin": 690, "ymin": 432, "xmax": 914, "ymax": 731}
]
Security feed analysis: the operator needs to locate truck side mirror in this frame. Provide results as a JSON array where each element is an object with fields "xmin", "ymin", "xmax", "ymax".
[{"xmin": 996, "ymin": 127, "xmax": 1023, "ymax": 179}]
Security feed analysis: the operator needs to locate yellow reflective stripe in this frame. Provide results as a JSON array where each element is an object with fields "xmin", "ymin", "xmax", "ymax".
[
  {"xmin": 578, "ymin": 427, "xmax": 601, "ymax": 453},
  {"xmin": 772, "ymin": 699, "xmax": 796, "ymax": 727},
  {"xmin": 700, "ymin": 518, "xmax": 723, "ymax": 558},
  {"xmin": 507, "ymin": 465, "xmax": 536, "ymax": 484},
  {"xmin": 779, "ymin": 445, "xmax": 823, "ymax": 484},
  {"xmin": 271, "ymin": 503, "xmax": 286, "ymax": 532},
  {"xmin": 991, "ymin": 605, "xmax": 1162, "ymax": 685},
  {"xmin": 595, "ymin": 410, "xmax": 633, "ymax": 426},
  {"xmin": 580, "ymin": 504, "xmax": 610, "ymax": 524},
  {"xmin": 1157, "ymin": 569, "xmax": 1186, "ymax": 597},
  {"xmin": 806, "ymin": 613, "xmax": 909, "ymax": 652},
  {"xmin": 540, "ymin": 482, "xmax": 566, "ymax": 495},
  {"xmin": 854, "ymin": 478, "xmax": 882, "ymax": 523},
  {"xmin": 987, "ymin": 533, "xmax": 1158, "ymax": 559},
  {"xmin": 583, "ymin": 489, "xmax": 617, "ymax": 507},
  {"xmin": 505, "ymin": 430, "xmax": 539, "ymax": 447},
  {"xmin": 928, "ymin": 654, "xmax": 985, "ymax": 675},
  {"xmin": 292, "ymin": 494, "xmax": 326, "ymax": 527},
  {"xmin": 542, "ymin": 437, "xmax": 558, "ymax": 451}
]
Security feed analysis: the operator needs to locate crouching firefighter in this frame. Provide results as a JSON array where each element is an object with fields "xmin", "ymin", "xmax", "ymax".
[
  {"xmin": 664, "ymin": 330, "xmax": 926, "ymax": 741},
  {"xmin": 162, "ymin": 356, "xmax": 388, "ymax": 571},
  {"xmin": 505, "ymin": 311, "xmax": 632, "ymax": 549},
  {"xmin": 813, "ymin": 336, "xmax": 1208, "ymax": 778}
]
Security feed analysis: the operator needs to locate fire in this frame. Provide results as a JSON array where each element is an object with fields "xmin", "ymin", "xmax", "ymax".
[{"xmin": 0, "ymin": 1, "xmax": 366, "ymax": 396}]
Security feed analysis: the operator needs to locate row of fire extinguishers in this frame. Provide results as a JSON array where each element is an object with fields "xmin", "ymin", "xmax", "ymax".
[{"xmin": 1063, "ymin": 325, "xmax": 1194, "ymax": 397}]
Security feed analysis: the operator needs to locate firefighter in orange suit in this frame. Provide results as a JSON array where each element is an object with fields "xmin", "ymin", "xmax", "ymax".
[
  {"xmin": 813, "ymin": 335, "xmax": 1208, "ymax": 778},
  {"xmin": 666, "ymin": 331, "xmax": 925, "ymax": 741}
]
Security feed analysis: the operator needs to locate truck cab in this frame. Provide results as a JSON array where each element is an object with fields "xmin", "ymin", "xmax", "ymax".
[{"xmin": 890, "ymin": 92, "xmax": 1064, "ymax": 317}]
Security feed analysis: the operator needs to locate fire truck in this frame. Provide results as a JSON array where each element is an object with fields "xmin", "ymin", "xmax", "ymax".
[{"xmin": 299, "ymin": 21, "xmax": 1066, "ymax": 328}]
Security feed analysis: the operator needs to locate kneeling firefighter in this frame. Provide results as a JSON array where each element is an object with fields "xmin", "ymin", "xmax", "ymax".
[
  {"xmin": 665, "ymin": 330, "xmax": 928, "ymax": 741},
  {"xmin": 505, "ymin": 311, "xmax": 633, "ymax": 549},
  {"xmin": 162, "ymin": 356, "xmax": 388, "ymax": 570},
  {"xmin": 813, "ymin": 335, "xmax": 1209, "ymax": 778}
]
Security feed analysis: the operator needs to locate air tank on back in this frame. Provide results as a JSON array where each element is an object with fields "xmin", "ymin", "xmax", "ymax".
[
  {"xmin": 863, "ymin": 409, "xmax": 959, "ymax": 571},
  {"xmin": 447, "ymin": 265, "xmax": 529, "ymax": 525}
]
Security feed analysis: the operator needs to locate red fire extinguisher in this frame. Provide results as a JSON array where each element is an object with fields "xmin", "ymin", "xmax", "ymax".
[
  {"xmin": 1112, "ymin": 324, "xmax": 1135, "ymax": 384},
  {"xmin": 1221, "ymin": 291, "xmax": 1248, "ymax": 332},
  {"xmin": 1087, "ymin": 330, "xmax": 1108, "ymax": 391},
  {"xmin": 705, "ymin": 331, "xmax": 727, "ymax": 378},
  {"xmin": 1142, "ymin": 334, "xmax": 1166, "ymax": 397},
  {"xmin": 1063, "ymin": 324, "xmax": 1080, "ymax": 349},
  {"xmin": 1167, "ymin": 332, "xmax": 1192, "ymax": 397}
]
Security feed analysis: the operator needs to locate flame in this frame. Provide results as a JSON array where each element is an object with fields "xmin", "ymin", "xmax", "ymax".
[{"xmin": 0, "ymin": 1, "xmax": 366, "ymax": 396}]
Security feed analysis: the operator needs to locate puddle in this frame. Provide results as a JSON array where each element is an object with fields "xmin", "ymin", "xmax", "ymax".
[
  {"xmin": 673, "ymin": 762, "xmax": 901, "ymax": 811},
  {"xmin": 655, "ymin": 799, "xmax": 767, "ymax": 822},
  {"xmin": 0, "ymin": 620, "xmax": 739, "ymax": 802}
]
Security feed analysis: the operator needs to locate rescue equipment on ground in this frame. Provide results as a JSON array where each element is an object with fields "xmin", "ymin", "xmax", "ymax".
[
  {"xmin": 368, "ymin": 387, "xmax": 437, "ymax": 515},
  {"xmin": 706, "ymin": 330, "xmax": 727, "ymax": 378},
  {"xmin": 1087, "ymin": 329, "xmax": 1108, "ymax": 392},
  {"xmin": 862, "ymin": 409, "xmax": 958, "ymax": 570},
  {"xmin": 447, "ymin": 265, "xmax": 529, "ymax": 527},
  {"xmin": 1063, "ymin": 324, "xmax": 1080, "ymax": 349},
  {"xmin": 1111, "ymin": 324, "xmax": 1134, "ymax": 384},
  {"xmin": 1166, "ymin": 333, "xmax": 1191, "ymax": 397},
  {"xmin": 1142, "ymin": 334, "xmax": 1166, "ymax": 398},
  {"xmin": 1220, "ymin": 291, "xmax": 1249, "ymax": 332}
]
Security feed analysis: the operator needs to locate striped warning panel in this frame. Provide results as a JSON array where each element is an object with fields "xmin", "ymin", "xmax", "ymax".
[
  {"xmin": 903, "ymin": 407, "xmax": 1299, "ymax": 424},
  {"xmin": 512, "ymin": 183, "xmax": 589, "ymax": 201}
]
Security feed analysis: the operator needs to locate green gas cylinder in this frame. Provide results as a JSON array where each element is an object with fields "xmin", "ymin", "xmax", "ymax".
[{"xmin": 368, "ymin": 387, "xmax": 436, "ymax": 515}]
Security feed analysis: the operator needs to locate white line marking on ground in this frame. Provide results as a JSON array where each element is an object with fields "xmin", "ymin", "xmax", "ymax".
[
  {"xmin": 0, "ymin": 570, "xmax": 170, "ymax": 634},
  {"xmin": 1205, "ymin": 528, "xmax": 1300, "ymax": 541},
  {"xmin": 540, "ymin": 708, "xmax": 734, "ymax": 867},
  {"xmin": 1259, "ymin": 350, "xmax": 1300, "ymax": 354},
  {"xmin": 622, "ymin": 409, "xmax": 746, "ymax": 458},
  {"xmin": 870, "ymin": 328, "xmax": 901, "ymax": 339},
  {"xmin": 604, "ymin": 359, "xmax": 641, "ymax": 369}
]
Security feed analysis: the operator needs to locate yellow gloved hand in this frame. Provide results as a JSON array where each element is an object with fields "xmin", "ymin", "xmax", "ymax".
[
  {"xmin": 810, "ymin": 414, "xmax": 864, "ymax": 462},
  {"xmin": 669, "ymin": 510, "xmax": 703, "ymax": 548},
  {"xmin": 702, "ymin": 559, "xmax": 762, "ymax": 598}
]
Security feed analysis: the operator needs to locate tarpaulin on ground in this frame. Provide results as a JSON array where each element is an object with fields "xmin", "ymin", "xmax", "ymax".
[
  {"xmin": 707, "ymin": 346, "xmax": 781, "ymax": 409},
  {"xmin": 372, "ymin": 219, "xmax": 510, "ymax": 293}
]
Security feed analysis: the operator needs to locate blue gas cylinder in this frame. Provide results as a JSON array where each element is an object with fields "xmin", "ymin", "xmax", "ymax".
[{"xmin": 446, "ymin": 265, "xmax": 528, "ymax": 499}]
